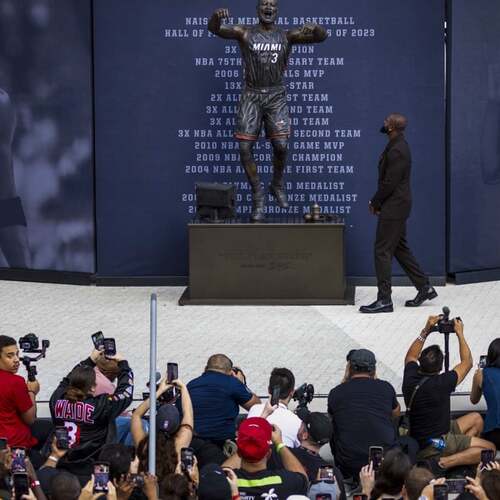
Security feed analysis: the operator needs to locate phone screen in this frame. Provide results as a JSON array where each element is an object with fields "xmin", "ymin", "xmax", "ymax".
[
  {"xmin": 318, "ymin": 466, "xmax": 335, "ymax": 481},
  {"xmin": 447, "ymin": 479, "xmax": 466, "ymax": 494},
  {"xmin": 369, "ymin": 447, "xmax": 384, "ymax": 471},
  {"xmin": 11, "ymin": 448, "xmax": 27, "ymax": 473},
  {"xmin": 479, "ymin": 355, "xmax": 488, "ymax": 368},
  {"xmin": 481, "ymin": 448, "xmax": 495, "ymax": 467},
  {"xmin": 433, "ymin": 484, "xmax": 448, "ymax": 500},
  {"xmin": 91, "ymin": 331, "xmax": 104, "ymax": 349},
  {"xmin": 93, "ymin": 463, "xmax": 110, "ymax": 493},
  {"xmin": 55, "ymin": 427, "xmax": 70, "ymax": 450},
  {"xmin": 0, "ymin": 437, "xmax": 7, "ymax": 450},
  {"xmin": 167, "ymin": 362, "xmax": 178, "ymax": 383},
  {"xmin": 13, "ymin": 473, "xmax": 29, "ymax": 500},
  {"xmin": 181, "ymin": 447, "xmax": 194, "ymax": 472},
  {"xmin": 103, "ymin": 338, "xmax": 116, "ymax": 357},
  {"xmin": 271, "ymin": 385, "xmax": 281, "ymax": 406}
]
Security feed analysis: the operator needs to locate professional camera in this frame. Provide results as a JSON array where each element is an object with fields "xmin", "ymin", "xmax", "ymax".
[
  {"xmin": 19, "ymin": 333, "xmax": 50, "ymax": 381},
  {"xmin": 19, "ymin": 333, "xmax": 50, "ymax": 353},
  {"xmin": 293, "ymin": 383, "xmax": 315, "ymax": 408},
  {"xmin": 429, "ymin": 307, "xmax": 460, "ymax": 335}
]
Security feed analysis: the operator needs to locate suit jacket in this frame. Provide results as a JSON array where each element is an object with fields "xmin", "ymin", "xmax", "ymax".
[{"xmin": 371, "ymin": 133, "xmax": 412, "ymax": 220}]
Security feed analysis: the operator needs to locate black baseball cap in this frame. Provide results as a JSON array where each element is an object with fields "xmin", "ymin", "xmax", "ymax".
[
  {"xmin": 156, "ymin": 404, "xmax": 180, "ymax": 436},
  {"xmin": 348, "ymin": 349, "xmax": 376, "ymax": 372},
  {"xmin": 198, "ymin": 463, "xmax": 232, "ymax": 500},
  {"xmin": 302, "ymin": 412, "xmax": 333, "ymax": 445}
]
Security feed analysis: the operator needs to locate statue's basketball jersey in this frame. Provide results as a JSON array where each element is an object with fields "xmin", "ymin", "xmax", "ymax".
[{"xmin": 239, "ymin": 26, "xmax": 290, "ymax": 89}]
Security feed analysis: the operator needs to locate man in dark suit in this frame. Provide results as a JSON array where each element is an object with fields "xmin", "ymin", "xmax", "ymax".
[{"xmin": 360, "ymin": 113, "xmax": 437, "ymax": 313}]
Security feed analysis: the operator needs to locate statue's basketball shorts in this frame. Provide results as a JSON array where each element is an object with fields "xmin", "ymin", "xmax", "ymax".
[{"xmin": 234, "ymin": 86, "xmax": 290, "ymax": 141}]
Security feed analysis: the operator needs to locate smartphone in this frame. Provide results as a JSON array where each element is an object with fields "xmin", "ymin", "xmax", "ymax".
[
  {"xmin": 167, "ymin": 362, "xmax": 178, "ymax": 383},
  {"xmin": 180, "ymin": 447, "xmax": 194, "ymax": 472},
  {"xmin": 13, "ymin": 473, "xmax": 29, "ymax": 500},
  {"xmin": 93, "ymin": 462, "xmax": 110, "ymax": 493},
  {"xmin": 481, "ymin": 448, "xmax": 495, "ymax": 468},
  {"xmin": 0, "ymin": 437, "xmax": 7, "ymax": 450},
  {"xmin": 447, "ymin": 479, "xmax": 467, "ymax": 494},
  {"xmin": 129, "ymin": 474, "xmax": 144, "ymax": 488},
  {"xmin": 103, "ymin": 338, "xmax": 116, "ymax": 358},
  {"xmin": 11, "ymin": 447, "xmax": 27, "ymax": 473},
  {"xmin": 271, "ymin": 385, "xmax": 281, "ymax": 406},
  {"xmin": 55, "ymin": 427, "xmax": 70, "ymax": 450},
  {"xmin": 318, "ymin": 465, "xmax": 335, "ymax": 481},
  {"xmin": 479, "ymin": 355, "xmax": 488, "ymax": 368},
  {"xmin": 368, "ymin": 446, "xmax": 384, "ymax": 472},
  {"xmin": 91, "ymin": 331, "xmax": 105, "ymax": 350},
  {"xmin": 433, "ymin": 484, "xmax": 448, "ymax": 500}
]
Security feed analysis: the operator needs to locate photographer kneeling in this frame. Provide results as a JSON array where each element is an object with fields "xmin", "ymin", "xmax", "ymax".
[{"xmin": 402, "ymin": 315, "xmax": 496, "ymax": 474}]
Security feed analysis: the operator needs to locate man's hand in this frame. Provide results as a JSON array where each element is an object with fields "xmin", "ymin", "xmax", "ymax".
[
  {"xmin": 21, "ymin": 489, "xmax": 37, "ymax": 500},
  {"xmin": 78, "ymin": 477, "xmax": 100, "ymax": 500},
  {"xmin": 271, "ymin": 424, "xmax": 283, "ymax": 445},
  {"xmin": 423, "ymin": 315, "xmax": 440, "ymax": 335},
  {"xmin": 213, "ymin": 8, "xmax": 229, "ymax": 20},
  {"xmin": 26, "ymin": 380, "xmax": 40, "ymax": 396},
  {"xmin": 455, "ymin": 318, "xmax": 464, "ymax": 336},
  {"xmin": 115, "ymin": 475, "xmax": 134, "ymax": 500},
  {"xmin": 172, "ymin": 379, "xmax": 186, "ymax": 391}
]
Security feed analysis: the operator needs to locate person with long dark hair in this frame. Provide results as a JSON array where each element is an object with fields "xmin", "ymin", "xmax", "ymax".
[
  {"xmin": 49, "ymin": 348, "xmax": 133, "ymax": 472},
  {"xmin": 359, "ymin": 449, "xmax": 412, "ymax": 500},
  {"xmin": 132, "ymin": 377, "xmax": 193, "ymax": 483},
  {"xmin": 470, "ymin": 338, "xmax": 500, "ymax": 448}
]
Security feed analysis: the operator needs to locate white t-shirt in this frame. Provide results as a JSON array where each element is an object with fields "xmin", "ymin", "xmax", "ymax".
[{"xmin": 247, "ymin": 402, "xmax": 302, "ymax": 448}]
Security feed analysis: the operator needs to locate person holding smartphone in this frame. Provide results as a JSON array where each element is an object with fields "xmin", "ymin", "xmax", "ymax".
[
  {"xmin": 470, "ymin": 338, "xmax": 500, "ymax": 450},
  {"xmin": 48, "ymin": 348, "xmax": 133, "ymax": 479},
  {"xmin": 403, "ymin": 316, "xmax": 496, "ymax": 475},
  {"xmin": 132, "ymin": 377, "xmax": 193, "ymax": 484}
]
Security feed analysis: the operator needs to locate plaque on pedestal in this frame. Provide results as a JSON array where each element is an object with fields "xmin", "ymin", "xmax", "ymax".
[{"xmin": 179, "ymin": 218, "xmax": 355, "ymax": 305}]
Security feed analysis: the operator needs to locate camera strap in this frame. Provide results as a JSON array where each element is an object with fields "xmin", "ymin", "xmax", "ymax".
[{"xmin": 405, "ymin": 376, "xmax": 431, "ymax": 435}]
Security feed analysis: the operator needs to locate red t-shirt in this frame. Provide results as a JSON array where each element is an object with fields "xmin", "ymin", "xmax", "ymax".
[{"xmin": 0, "ymin": 370, "xmax": 37, "ymax": 448}]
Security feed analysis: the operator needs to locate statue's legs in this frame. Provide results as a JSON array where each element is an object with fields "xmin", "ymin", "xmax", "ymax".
[
  {"xmin": 269, "ymin": 137, "xmax": 289, "ymax": 208},
  {"xmin": 239, "ymin": 140, "xmax": 265, "ymax": 222}
]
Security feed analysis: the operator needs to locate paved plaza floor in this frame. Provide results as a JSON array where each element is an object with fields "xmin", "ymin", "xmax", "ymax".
[{"xmin": 1, "ymin": 279, "xmax": 499, "ymax": 414}]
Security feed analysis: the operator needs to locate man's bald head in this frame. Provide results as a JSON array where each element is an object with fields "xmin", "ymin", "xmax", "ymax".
[
  {"xmin": 386, "ymin": 113, "xmax": 408, "ymax": 132},
  {"xmin": 205, "ymin": 353, "xmax": 233, "ymax": 374},
  {"xmin": 404, "ymin": 466, "xmax": 434, "ymax": 500}
]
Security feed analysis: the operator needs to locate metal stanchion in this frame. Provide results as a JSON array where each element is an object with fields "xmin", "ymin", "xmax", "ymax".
[{"xmin": 148, "ymin": 293, "xmax": 157, "ymax": 475}]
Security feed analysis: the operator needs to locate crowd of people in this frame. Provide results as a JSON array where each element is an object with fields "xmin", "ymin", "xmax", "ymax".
[{"xmin": 1, "ymin": 315, "xmax": 500, "ymax": 500}]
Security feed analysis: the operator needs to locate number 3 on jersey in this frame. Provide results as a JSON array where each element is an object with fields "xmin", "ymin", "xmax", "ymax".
[
  {"xmin": 64, "ymin": 421, "xmax": 80, "ymax": 447},
  {"xmin": 271, "ymin": 52, "xmax": 278, "ymax": 63}
]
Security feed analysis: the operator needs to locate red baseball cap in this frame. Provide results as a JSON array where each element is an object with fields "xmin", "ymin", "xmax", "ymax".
[{"xmin": 237, "ymin": 417, "xmax": 273, "ymax": 462}]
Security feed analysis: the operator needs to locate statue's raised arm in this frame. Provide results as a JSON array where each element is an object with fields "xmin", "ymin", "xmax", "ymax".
[
  {"xmin": 287, "ymin": 23, "xmax": 328, "ymax": 44},
  {"xmin": 208, "ymin": 8, "xmax": 246, "ymax": 41}
]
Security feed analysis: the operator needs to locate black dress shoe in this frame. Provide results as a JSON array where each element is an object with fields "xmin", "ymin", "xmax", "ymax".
[
  {"xmin": 359, "ymin": 300, "xmax": 394, "ymax": 314},
  {"xmin": 405, "ymin": 286, "xmax": 438, "ymax": 307}
]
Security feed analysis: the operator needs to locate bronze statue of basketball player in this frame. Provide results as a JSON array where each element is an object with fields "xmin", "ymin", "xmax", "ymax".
[{"xmin": 208, "ymin": 0, "xmax": 328, "ymax": 221}]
